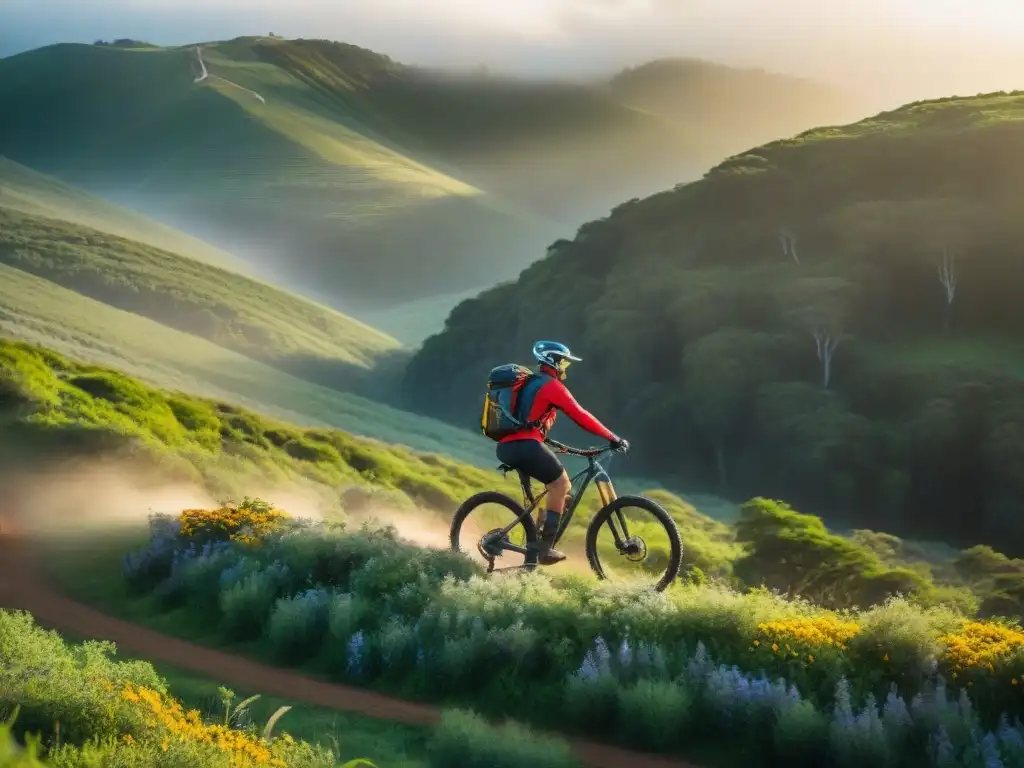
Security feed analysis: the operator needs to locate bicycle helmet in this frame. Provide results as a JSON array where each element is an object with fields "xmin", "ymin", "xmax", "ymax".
[{"xmin": 533, "ymin": 341, "xmax": 582, "ymax": 379}]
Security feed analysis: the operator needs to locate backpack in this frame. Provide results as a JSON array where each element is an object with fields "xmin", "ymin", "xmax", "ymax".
[{"xmin": 480, "ymin": 364, "xmax": 551, "ymax": 441}]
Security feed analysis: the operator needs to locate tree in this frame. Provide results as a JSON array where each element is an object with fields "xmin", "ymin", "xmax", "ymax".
[
  {"xmin": 783, "ymin": 276, "xmax": 854, "ymax": 389},
  {"xmin": 681, "ymin": 328, "xmax": 781, "ymax": 488},
  {"xmin": 830, "ymin": 198, "xmax": 988, "ymax": 331},
  {"xmin": 936, "ymin": 247, "xmax": 958, "ymax": 331},
  {"xmin": 778, "ymin": 227, "xmax": 799, "ymax": 265}
]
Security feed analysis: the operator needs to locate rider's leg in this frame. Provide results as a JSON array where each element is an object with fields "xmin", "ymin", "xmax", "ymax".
[
  {"xmin": 495, "ymin": 439, "xmax": 567, "ymax": 565},
  {"xmin": 536, "ymin": 470, "xmax": 570, "ymax": 565}
]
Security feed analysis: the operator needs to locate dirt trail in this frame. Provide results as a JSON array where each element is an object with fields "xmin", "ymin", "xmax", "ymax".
[{"xmin": 0, "ymin": 529, "xmax": 697, "ymax": 768}]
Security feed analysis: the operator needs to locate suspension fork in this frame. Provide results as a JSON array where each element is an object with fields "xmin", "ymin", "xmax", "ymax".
[{"xmin": 593, "ymin": 466, "xmax": 633, "ymax": 550}]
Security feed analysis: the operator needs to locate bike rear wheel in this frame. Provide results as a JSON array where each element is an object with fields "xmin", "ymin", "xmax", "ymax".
[
  {"xmin": 450, "ymin": 491, "xmax": 539, "ymax": 573},
  {"xmin": 584, "ymin": 495, "xmax": 682, "ymax": 592}
]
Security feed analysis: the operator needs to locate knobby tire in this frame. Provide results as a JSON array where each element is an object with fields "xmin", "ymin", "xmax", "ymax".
[
  {"xmin": 584, "ymin": 495, "xmax": 683, "ymax": 592},
  {"xmin": 449, "ymin": 491, "xmax": 539, "ymax": 569}
]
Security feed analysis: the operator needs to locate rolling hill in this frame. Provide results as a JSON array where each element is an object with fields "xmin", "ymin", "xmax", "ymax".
[
  {"xmin": 404, "ymin": 91, "xmax": 1024, "ymax": 554},
  {"xmin": 0, "ymin": 38, "xmax": 861, "ymax": 319},
  {"xmin": 0, "ymin": 264, "xmax": 488, "ymax": 466},
  {"xmin": 0, "ymin": 155, "xmax": 245, "ymax": 271},
  {"xmin": 0, "ymin": 156, "xmax": 408, "ymax": 392}
]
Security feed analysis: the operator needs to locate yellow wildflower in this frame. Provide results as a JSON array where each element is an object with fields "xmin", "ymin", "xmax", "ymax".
[
  {"xmin": 939, "ymin": 621, "xmax": 1024, "ymax": 674},
  {"xmin": 755, "ymin": 617, "xmax": 860, "ymax": 650},
  {"xmin": 120, "ymin": 683, "xmax": 283, "ymax": 766}
]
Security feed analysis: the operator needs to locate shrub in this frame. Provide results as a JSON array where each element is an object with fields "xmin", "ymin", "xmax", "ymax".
[
  {"xmin": 219, "ymin": 563, "xmax": 292, "ymax": 640},
  {"xmin": 426, "ymin": 710, "xmax": 578, "ymax": 768},
  {"xmin": 616, "ymin": 679, "xmax": 693, "ymax": 750},
  {"xmin": 0, "ymin": 611, "xmax": 162, "ymax": 745},
  {"xmin": 773, "ymin": 699, "xmax": 829, "ymax": 768},
  {"xmin": 0, "ymin": 610, "xmax": 355, "ymax": 768},
  {"xmin": 266, "ymin": 588, "xmax": 333, "ymax": 663},
  {"xmin": 178, "ymin": 498, "xmax": 288, "ymax": 545}
]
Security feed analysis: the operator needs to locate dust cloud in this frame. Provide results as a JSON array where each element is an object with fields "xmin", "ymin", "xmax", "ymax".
[
  {"xmin": 0, "ymin": 456, "xmax": 216, "ymax": 539},
  {"xmin": 0, "ymin": 454, "xmax": 456, "ymax": 554},
  {"xmin": 0, "ymin": 455, "xmax": 585, "ymax": 580}
]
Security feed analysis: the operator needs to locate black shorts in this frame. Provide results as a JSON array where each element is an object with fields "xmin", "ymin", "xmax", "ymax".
[{"xmin": 496, "ymin": 439, "xmax": 564, "ymax": 485}]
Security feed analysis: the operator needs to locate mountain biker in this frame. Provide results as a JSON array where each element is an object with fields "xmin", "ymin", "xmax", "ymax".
[{"xmin": 496, "ymin": 341, "xmax": 628, "ymax": 566}]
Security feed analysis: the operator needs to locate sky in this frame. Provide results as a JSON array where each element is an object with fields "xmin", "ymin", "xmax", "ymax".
[{"xmin": 4, "ymin": 0, "xmax": 1024, "ymax": 106}]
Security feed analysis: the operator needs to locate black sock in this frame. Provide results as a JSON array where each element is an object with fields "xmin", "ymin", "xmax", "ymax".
[{"xmin": 542, "ymin": 510, "xmax": 560, "ymax": 536}]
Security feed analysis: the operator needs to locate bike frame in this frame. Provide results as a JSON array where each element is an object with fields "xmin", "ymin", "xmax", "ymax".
[{"xmin": 490, "ymin": 439, "xmax": 634, "ymax": 560}]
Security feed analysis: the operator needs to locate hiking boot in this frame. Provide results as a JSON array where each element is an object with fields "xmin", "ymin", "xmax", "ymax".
[{"xmin": 536, "ymin": 532, "xmax": 567, "ymax": 566}]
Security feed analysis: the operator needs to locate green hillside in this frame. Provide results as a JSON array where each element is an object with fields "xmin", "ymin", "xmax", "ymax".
[
  {"xmin": 0, "ymin": 38, "xmax": 858, "ymax": 314},
  {"xmin": 0, "ymin": 268, "xmax": 486, "ymax": 466},
  {"xmin": 0, "ymin": 156, "xmax": 244, "ymax": 271},
  {"xmin": 404, "ymin": 91, "xmax": 1024, "ymax": 554},
  {"xmin": 0, "ymin": 204, "xmax": 404, "ymax": 393}
]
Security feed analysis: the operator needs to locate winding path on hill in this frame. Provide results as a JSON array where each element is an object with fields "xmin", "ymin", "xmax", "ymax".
[
  {"xmin": 0, "ymin": 527, "xmax": 698, "ymax": 768},
  {"xmin": 193, "ymin": 45, "xmax": 266, "ymax": 103}
]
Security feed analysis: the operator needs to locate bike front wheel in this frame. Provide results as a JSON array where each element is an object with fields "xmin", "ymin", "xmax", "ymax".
[{"xmin": 584, "ymin": 495, "xmax": 682, "ymax": 592}]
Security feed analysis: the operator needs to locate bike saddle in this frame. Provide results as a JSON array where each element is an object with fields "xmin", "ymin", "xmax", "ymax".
[{"xmin": 497, "ymin": 463, "xmax": 515, "ymax": 473}]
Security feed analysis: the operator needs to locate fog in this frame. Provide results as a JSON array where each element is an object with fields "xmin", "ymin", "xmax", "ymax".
[{"xmin": 5, "ymin": 0, "xmax": 1024, "ymax": 109}]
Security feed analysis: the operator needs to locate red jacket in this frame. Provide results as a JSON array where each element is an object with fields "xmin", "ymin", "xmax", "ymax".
[{"xmin": 499, "ymin": 370, "xmax": 617, "ymax": 444}]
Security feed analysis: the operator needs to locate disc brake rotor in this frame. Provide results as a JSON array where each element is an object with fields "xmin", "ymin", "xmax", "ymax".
[{"xmin": 621, "ymin": 535, "xmax": 648, "ymax": 563}]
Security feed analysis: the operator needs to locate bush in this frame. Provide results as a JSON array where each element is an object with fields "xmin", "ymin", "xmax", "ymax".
[
  {"xmin": 267, "ymin": 588, "xmax": 333, "ymax": 663},
  {"xmin": 0, "ymin": 610, "xmax": 351, "ymax": 768},
  {"xmin": 219, "ymin": 563, "xmax": 292, "ymax": 640},
  {"xmin": 616, "ymin": 679, "xmax": 693, "ymax": 750},
  {"xmin": 773, "ymin": 699, "xmax": 829, "ymax": 767},
  {"xmin": 427, "ymin": 710, "xmax": 578, "ymax": 768}
]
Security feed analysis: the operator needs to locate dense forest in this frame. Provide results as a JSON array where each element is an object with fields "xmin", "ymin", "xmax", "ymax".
[{"xmin": 404, "ymin": 92, "xmax": 1024, "ymax": 555}]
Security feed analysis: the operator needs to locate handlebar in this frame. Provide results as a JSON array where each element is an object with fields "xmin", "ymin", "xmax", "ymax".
[{"xmin": 545, "ymin": 438, "xmax": 624, "ymax": 458}]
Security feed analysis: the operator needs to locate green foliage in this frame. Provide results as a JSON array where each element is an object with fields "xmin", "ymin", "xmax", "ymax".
[
  {"xmin": 3, "ymin": 609, "xmax": 603, "ymax": 768},
  {"xmin": 0, "ymin": 262, "xmax": 488, "ymax": 466},
  {"xmin": 426, "ymin": 710, "xmax": 578, "ymax": 768},
  {"xmin": 0, "ymin": 338, "xmax": 499, "ymax": 510},
  {"xmin": 407, "ymin": 89, "xmax": 1024, "ymax": 555},
  {"xmin": 734, "ymin": 498, "xmax": 930, "ymax": 609}
]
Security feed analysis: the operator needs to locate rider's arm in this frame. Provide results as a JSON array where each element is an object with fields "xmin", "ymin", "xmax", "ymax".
[{"xmin": 544, "ymin": 380, "xmax": 618, "ymax": 442}]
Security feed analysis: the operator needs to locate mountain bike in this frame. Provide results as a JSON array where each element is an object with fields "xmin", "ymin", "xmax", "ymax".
[{"xmin": 449, "ymin": 439, "xmax": 682, "ymax": 591}]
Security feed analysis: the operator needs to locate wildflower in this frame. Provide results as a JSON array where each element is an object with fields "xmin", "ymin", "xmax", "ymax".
[
  {"xmin": 756, "ymin": 617, "xmax": 860, "ymax": 650},
  {"xmin": 771, "ymin": 643, "xmax": 779, "ymax": 653},
  {"xmin": 347, "ymin": 630, "xmax": 366, "ymax": 677}
]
